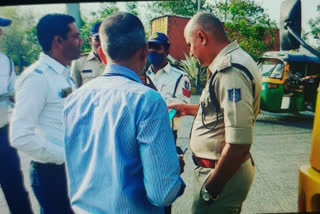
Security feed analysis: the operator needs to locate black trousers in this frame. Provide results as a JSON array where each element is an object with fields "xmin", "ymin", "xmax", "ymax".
[
  {"xmin": 30, "ymin": 161, "xmax": 74, "ymax": 214},
  {"xmin": 0, "ymin": 125, "xmax": 33, "ymax": 214}
]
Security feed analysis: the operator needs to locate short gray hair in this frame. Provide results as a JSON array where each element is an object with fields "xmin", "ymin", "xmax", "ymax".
[
  {"xmin": 100, "ymin": 12, "xmax": 146, "ymax": 61},
  {"xmin": 190, "ymin": 12, "xmax": 227, "ymax": 39}
]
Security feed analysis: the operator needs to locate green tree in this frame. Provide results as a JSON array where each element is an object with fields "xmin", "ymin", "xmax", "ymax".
[
  {"xmin": 147, "ymin": 0, "xmax": 212, "ymax": 17},
  {"xmin": 0, "ymin": 7, "xmax": 40, "ymax": 73},
  {"xmin": 125, "ymin": 2, "xmax": 138, "ymax": 17},
  {"xmin": 146, "ymin": 0, "xmax": 276, "ymax": 59},
  {"xmin": 213, "ymin": 0, "xmax": 277, "ymax": 59},
  {"xmin": 308, "ymin": 4, "xmax": 320, "ymax": 49},
  {"xmin": 80, "ymin": 2, "xmax": 119, "ymax": 53}
]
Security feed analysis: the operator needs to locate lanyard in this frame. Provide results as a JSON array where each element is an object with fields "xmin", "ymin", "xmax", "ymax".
[{"xmin": 103, "ymin": 72, "xmax": 139, "ymax": 83}]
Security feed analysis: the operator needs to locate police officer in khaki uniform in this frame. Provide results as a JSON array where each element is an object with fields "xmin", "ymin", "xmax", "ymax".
[
  {"xmin": 146, "ymin": 32, "xmax": 191, "ymax": 144},
  {"xmin": 71, "ymin": 22, "xmax": 105, "ymax": 88},
  {"xmin": 169, "ymin": 12, "xmax": 262, "ymax": 214}
]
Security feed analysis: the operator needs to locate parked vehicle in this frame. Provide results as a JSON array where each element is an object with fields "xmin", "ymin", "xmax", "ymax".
[
  {"xmin": 258, "ymin": 51, "xmax": 320, "ymax": 112},
  {"xmin": 280, "ymin": 0, "xmax": 320, "ymax": 212}
]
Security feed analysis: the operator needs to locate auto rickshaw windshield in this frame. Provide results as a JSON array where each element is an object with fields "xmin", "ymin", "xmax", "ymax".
[{"xmin": 258, "ymin": 59, "xmax": 284, "ymax": 79}]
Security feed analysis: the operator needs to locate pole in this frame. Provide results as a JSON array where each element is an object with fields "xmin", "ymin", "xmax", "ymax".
[
  {"xmin": 197, "ymin": 0, "xmax": 201, "ymax": 12},
  {"xmin": 66, "ymin": 3, "xmax": 81, "ymax": 29}
]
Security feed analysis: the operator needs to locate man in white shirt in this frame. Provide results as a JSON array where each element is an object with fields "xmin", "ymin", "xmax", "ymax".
[
  {"xmin": 0, "ymin": 17, "xmax": 33, "ymax": 214},
  {"xmin": 145, "ymin": 32, "xmax": 191, "ymax": 214},
  {"xmin": 10, "ymin": 14, "xmax": 82, "ymax": 214},
  {"xmin": 146, "ymin": 32, "xmax": 191, "ymax": 143}
]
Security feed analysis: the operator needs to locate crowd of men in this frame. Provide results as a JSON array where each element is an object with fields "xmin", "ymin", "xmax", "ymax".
[{"xmin": 0, "ymin": 10, "xmax": 261, "ymax": 214}]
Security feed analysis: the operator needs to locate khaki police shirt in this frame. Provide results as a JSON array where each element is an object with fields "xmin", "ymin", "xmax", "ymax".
[
  {"xmin": 146, "ymin": 63, "xmax": 191, "ymax": 130},
  {"xmin": 190, "ymin": 41, "xmax": 262, "ymax": 160},
  {"xmin": 70, "ymin": 51, "xmax": 106, "ymax": 88}
]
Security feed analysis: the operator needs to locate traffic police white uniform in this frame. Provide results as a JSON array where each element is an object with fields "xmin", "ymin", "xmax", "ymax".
[
  {"xmin": 147, "ymin": 63, "xmax": 190, "ymax": 104},
  {"xmin": 147, "ymin": 62, "xmax": 191, "ymax": 131},
  {"xmin": 191, "ymin": 41, "xmax": 262, "ymax": 213}
]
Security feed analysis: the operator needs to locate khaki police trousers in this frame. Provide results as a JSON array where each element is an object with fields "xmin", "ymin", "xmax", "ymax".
[{"xmin": 192, "ymin": 158, "xmax": 255, "ymax": 214}]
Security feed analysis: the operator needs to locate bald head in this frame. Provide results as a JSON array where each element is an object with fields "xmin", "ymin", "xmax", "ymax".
[
  {"xmin": 185, "ymin": 12, "xmax": 228, "ymax": 42},
  {"xmin": 184, "ymin": 12, "xmax": 230, "ymax": 66}
]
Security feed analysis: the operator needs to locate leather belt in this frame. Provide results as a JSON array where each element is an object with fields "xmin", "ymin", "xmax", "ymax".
[{"xmin": 192, "ymin": 154, "xmax": 217, "ymax": 169}]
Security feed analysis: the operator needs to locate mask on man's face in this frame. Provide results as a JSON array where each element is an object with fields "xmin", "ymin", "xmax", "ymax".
[{"xmin": 147, "ymin": 52, "xmax": 164, "ymax": 66}]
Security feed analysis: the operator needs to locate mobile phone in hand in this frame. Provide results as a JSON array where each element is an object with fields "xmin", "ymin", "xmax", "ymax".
[{"xmin": 168, "ymin": 109, "xmax": 177, "ymax": 121}]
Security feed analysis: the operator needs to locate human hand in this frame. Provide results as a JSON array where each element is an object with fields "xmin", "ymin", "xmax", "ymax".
[
  {"xmin": 178, "ymin": 154, "xmax": 185, "ymax": 174},
  {"xmin": 167, "ymin": 103, "xmax": 189, "ymax": 117}
]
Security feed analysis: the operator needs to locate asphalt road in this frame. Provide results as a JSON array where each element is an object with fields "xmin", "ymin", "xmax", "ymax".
[{"xmin": 0, "ymin": 95, "xmax": 313, "ymax": 214}]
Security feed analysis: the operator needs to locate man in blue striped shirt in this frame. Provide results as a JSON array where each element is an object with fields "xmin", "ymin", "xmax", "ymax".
[{"xmin": 64, "ymin": 12, "xmax": 185, "ymax": 214}]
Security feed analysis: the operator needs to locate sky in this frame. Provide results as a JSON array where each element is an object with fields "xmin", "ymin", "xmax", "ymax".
[{"xmin": 16, "ymin": 0, "xmax": 318, "ymax": 31}]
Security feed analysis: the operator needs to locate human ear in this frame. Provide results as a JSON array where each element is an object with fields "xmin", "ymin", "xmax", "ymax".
[{"xmin": 197, "ymin": 31, "xmax": 207, "ymax": 46}]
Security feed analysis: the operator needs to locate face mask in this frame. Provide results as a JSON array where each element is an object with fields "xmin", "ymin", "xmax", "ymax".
[{"xmin": 147, "ymin": 52, "xmax": 164, "ymax": 66}]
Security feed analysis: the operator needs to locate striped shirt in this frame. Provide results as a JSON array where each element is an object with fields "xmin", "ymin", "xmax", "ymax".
[{"xmin": 64, "ymin": 64, "xmax": 185, "ymax": 214}]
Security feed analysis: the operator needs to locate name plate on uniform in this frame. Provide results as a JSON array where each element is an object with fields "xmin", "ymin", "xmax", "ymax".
[{"xmin": 82, "ymin": 69, "xmax": 92, "ymax": 73}]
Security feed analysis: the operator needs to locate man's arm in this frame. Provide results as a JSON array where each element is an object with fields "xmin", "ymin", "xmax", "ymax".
[
  {"xmin": 7, "ymin": 58, "xmax": 16, "ymax": 92},
  {"xmin": 70, "ymin": 60, "xmax": 82, "ymax": 88},
  {"xmin": 10, "ymin": 73, "xmax": 64, "ymax": 164},
  {"xmin": 137, "ymin": 95, "xmax": 185, "ymax": 207},
  {"xmin": 168, "ymin": 103, "xmax": 198, "ymax": 117},
  {"xmin": 205, "ymin": 69, "xmax": 255, "ymax": 196},
  {"xmin": 205, "ymin": 143, "xmax": 250, "ymax": 197}
]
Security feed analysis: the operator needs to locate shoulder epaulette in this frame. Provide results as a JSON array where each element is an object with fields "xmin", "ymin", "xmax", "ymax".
[{"xmin": 216, "ymin": 54, "xmax": 232, "ymax": 72}]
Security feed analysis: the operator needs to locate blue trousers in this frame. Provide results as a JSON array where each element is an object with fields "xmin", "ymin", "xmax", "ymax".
[
  {"xmin": 30, "ymin": 161, "xmax": 74, "ymax": 214},
  {"xmin": 0, "ymin": 125, "xmax": 33, "ymax": 214}
]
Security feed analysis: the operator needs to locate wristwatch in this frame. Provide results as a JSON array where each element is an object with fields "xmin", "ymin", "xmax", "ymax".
[{"xmin": 201, "ymin": 185, "xmax": 218, "ymax": 203}]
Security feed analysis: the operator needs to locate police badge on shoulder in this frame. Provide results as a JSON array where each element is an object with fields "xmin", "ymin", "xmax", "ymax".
[{"xmin": 228, "ymin": 88, "xmax": 241, "ymax": 102}]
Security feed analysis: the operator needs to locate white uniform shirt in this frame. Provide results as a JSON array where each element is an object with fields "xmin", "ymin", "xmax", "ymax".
[
  {"xmin": 146, "ymin": 63, "xmax": 191, "ymax": 104},
  {"xmin": 146, "ymin": 63, "xmax": 191, "ymax": 130},
  {"xmin": 10, "ymin": 53, "xmax": 75, "ymax": 164},
  {"xmin": 0, "ymin": 52, "xmax": 15, "ymax": 128}
]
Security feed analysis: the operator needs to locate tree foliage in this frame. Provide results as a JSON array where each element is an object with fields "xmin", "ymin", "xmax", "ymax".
[
  {"xmin": 0, "ymin": 7, "xmax": 40, "ymax": 72},
  {"xmin": 147, "ymin": 0, "xmax": 277, "ymax": 60},
  {"xmin": 212, "ymin": 0, "xmax": 277, "ymax": 59},
  {"xmin": 80, "ymin": 2, "xmax": 119, "ymax": 53},
  {"xmin": 146, "ymin": 0, "xmax": 212, "ymax": 18},
  {"xmin": 125, "ymin": 2, "xmax": 138, "ymax": 17},
  {"xmin": 308, "ymin": 4, "xmax": 320, "ymax": 49}
]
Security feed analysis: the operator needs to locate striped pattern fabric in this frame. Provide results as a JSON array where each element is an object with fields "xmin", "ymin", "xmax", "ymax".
[{"xmin": 64, "ymin": 64, "xmax": 185, "ymax": 214}]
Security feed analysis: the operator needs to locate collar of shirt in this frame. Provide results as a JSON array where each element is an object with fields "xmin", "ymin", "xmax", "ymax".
[
  {"xmin": 208, "ymin": 40, "xmax": 240, "ymax": 73},
  {"xmin": 86, "ymin": 51, "xmax": 100, "ymax": 61},
  {"xmin": 103, "ymin": 64, "xmax": 142, "ymax": 84},
  {"xmin": 39, "ymin": 53, "xmax": 69, "ymax": 76},
  {"xmin": 147, "ymin": 62, "xmax": 171, "ymax": 77},
  {"xmin": 161, "ymin": 63, "xmax": 171, "ymax": 74}
]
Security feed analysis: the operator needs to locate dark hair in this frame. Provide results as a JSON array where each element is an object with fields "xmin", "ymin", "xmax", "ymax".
[
  {"xmin": 37, "ymin": 14, "xmax": 75, "ymax": 52},
  {"xmin": 100, "ymin": 12, "xmax": 145, "ymax": 61}
]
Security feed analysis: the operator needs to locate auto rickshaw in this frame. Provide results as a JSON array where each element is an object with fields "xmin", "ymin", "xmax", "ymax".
[{"xmin": 258, "ymin": 51, "xmax": 320, "ymax": 112}]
